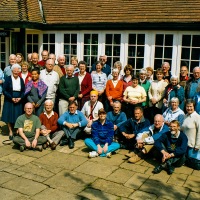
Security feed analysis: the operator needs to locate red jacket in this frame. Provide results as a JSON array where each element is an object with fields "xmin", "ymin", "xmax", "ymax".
[{"xmin": 19, "ymin": 72, "xmax": 32, "ymax": 85}]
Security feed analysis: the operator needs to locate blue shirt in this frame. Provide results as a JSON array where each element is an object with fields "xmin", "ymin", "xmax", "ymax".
[{"xmin": 106, "ymin": 111, "xmax": 127, "ymax": 128}]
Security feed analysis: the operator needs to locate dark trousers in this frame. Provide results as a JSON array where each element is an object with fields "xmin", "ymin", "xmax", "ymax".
[{"xmin": 63, "ymin": 127, "xmax": 83, "ymax": 140}]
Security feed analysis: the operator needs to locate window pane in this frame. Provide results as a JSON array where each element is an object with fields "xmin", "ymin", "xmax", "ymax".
[
  {"xmin": 192, "ymin": 35, "xmax": 200, "ymax": 47},
  {"xmin": 129, "ymin": 34, "xmax": 136, "ymax": 44},
  {"xmin": 114, "ymin": 34, "xmax": 121, "ymax": 44},
  {"xmin": 155, "ymin": 34, "xmax": 164, "ymax": 45},
  {"xmin": 164, "ymin": 47, "xmax": 172, "ymax": 58},
  {"xmin": 128, "ymin": 58, "xmax": 135, "ymax": 67},
  {"xmin": 1, "ymin": 62, "xmax": 5, "ymax": 69},
  {"xmin": 91, "ymin": 45, "xmax": 98, "ymax": 55},
  {"xmin": 33, "ymin": 45, "xmax": 38, "ymax": 53},
  {"xmin": 43, "ymin": 44, "xmax": 48, "ymax": 51},
  {"xmin": 49, "ymin": 44, "xmax": 55, "ymax": 53},
  {"xmin": 27, "ymin": 45, "xmax": 32, "ymax": 53},
  {"xmin": 84, "ymin": 34, "xmax": 90, "ymax": 44},
  {"xmin": 64, "ymin": 45, "xmax": 70, "ymax": 54},
  {"xmin": 71, "ymin": 45, "xmax": 77, "ymax": 55},
  {"xmin": 64, "ymin": 34, "xmax": 70, "ymax": 43},
  {"xmin": 191, "ymin": 48, "xmax": 200, "ymax": 60},
  {"xmin": 1, "ymin": 43, "xmax": 5, "ymax": 52},
  {"xmin": 113, "ymin": 46, "xmax": 120, "ymax": 56},
  {"xmin": 27, "ymin": 34, "xmax": 32, "ymax": 43},
  {"xmin": 92, "ymin": 34, "xmax": 98, "ymax": 44},
  {"xmin": 91, "ymin": 56, "xmax": 98, "ymax": 65},
  {"xmin": 43, "ymin": 34, "xmax": 48, "ymax": 43},
  {"xmin": 191, "ymin": 61, "xmax": 200, "ymax": 70},
  {"xmin": 106, "ymin": 34, "xmax": 112, "ymax": 44},
  {"xmin": 182, "ymin": 35, "xmax": 191, "ymax": 46},
  {"xmin": 137, "ymin": 46, "xmax": 144, "ymax": 57},
  {"xmin": 165, "ymin": 35, "xmax": 173, "ymax": 46},
  {"xmin": 1, "ymin": 53, "xmax": 5, "ymax": 62},
  {"xmin": 181, "ymin": 48, "xmax": 190, "ymax": 60},
  {"xmin": 1, "ymin": 37, "xmax": 5, "ymax": 42},
  {"xmin": 71, "ymin": 34, "xmax": 77, "ymax": 43},
  {"xmin": 155, "ymin": 47, "xmax": 163, "ymax": 58},
  {"xmin": 33, "ymin": 34, "xmax": 38, "ymax": 43},
  {"xmin": 154, "ymin": 59, "xmax": 163, "ymax": 70},
  {"xmin": 113, "ymin": 57, "xmax": 120, "ymax": 64},
  {"xmin": 84, "ymin": 45, "xmax": 90, "ymax": 55},
  {"xmin": 84, "ymin": 56, "xmax": 90, "ymax": 65},
  {"xmin": 50, "ymin": 34, "xmax": 55, "ymax": 43},
  {"xmin": 105, "ymin": 46, "xmax": 112, "ymax": 56},
  {"xmin": 136, "ymin": 58, "xmax": 144, "ymax": 69},
  {"xmin": 128, "ymin": 46, "xmax": 135, "ymax": 57},
  {"xmin": 137, "ymin": 34, "xmax": 145, "ymax": 45}
]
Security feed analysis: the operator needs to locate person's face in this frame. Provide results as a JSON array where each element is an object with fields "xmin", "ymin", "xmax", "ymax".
[
  {"xmin": 171, "ymin": 78, "xmax": 178, "ymax": 86},
  {"xmin": 139, "ymin": 73, "xmax": 146, "ymax": 80},
  {"xmin": 90, "ymin": 94, "xmax": 98, "ymax": 102},
  {"xmin": 180, "ymin": 66, "xmax": 188, "ymax": 77},
  {"xmin": 99, "ymin": 113, "xmax": 106, "ymax": 120},
  {"xmin": 156, "ymin": 72, "xmax": 164, "ymax": 81},
  {"xmin": 28, "ymin": 54, "xmax": 32, "ymax": 62},
  {"xmin": 9, "ymin": 56, "xmax": 16, "ymax": 65},
  {"xmin": 24, "ymin": 104, "xmax": 34, "ymax": 116},
  {"xmin": 71, "ymin": 60, "xmax": 78, "ymax": 68},
  {"xmin": 100, "ymin": 56, "xmax": 106, "ymax": 65},
  {"xmin": 31, "ymin": 71, "xmax": 39, "ymax": 81},
  {"xmin": 134, "ymin": 109, "xmax": 143, "ymax": 121},
  {"xmin": 32, "ymin": 53, "xmax": 39, "ymax": 65},
  {"xmin": 12, "ymin": 68, "xmax": 20, "ymax": 78},
  {"xmin": 171, "ymin": 101, "xmax": 179, "ymax": 110},
  {"xmin": 22, "ymin": 64, "xmax": 28, "ymax": 72},
  {"xmin": 96, "ymin": 63, "xmax": 102, "ymax": 72},
  {"xmin": 69, "ymin": 104, "xmax": 77, "ymax": 114},
  {"xmin": 42, "ymin": 51, "xmax": 48, "ymax": 61},
  {"xmin": 58, "ymin": 57, "xmax": 65, "ymax": 67},
  {"xmin": 147, "ymin": 70, "xmax": 153, "ymax": 78},
  {"xmin": 112, "ymin": 71, "xmax": 119, "ymax": 79},
  {"xmin": 162, "ymin": 64, "xmax": 170, "ymax": 73},
  {"xmin": 113, "ymin": 104, "xmax": 121, "ymax": 114},
  {"xmin": 45, "ymin": 60, "xmax": 54, "ymax": 72},
  {"xmin": 45, "ymin": 102, "xmax": 53, "ymax": 112},
  {"xmin": 193, "ymin": 68, "xmax": 200, "ymax": 80},
  {"xmin": 16, "ymin": 55, "xmax": 22, "ymax": 63},
  {"xmin": 154, "ymin": 117, "xmax": 163, "ymax": 129},
  {"xmin": 49, "ymin": 54, "xmax": 56, "ymax": 63},
  {"xmin": 125, "ymin": 69, "xmax": 131, "ymax": 76},
  {"xmin": 66, "ymin": 67, "xmax": 74, "ymax": 77},
  {"xmin": 170, "ymin": 123, "xmax": 179, "ymax": 135},
  {"xmin": 186, "ymin": 103, "xmax": 195, "ymax": 114},
  {"xmin": 116, "ymin": 65, "xmax": 121, "ymax": 72},
  {"xmin": 79, "ymin": 64, "xmax": 86, "ymax": 74},
  {"xmin": 132, "ymin": 79, "xmax": 138, "ymax": 87}
]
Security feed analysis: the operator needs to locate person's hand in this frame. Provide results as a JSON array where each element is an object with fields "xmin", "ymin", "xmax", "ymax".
[
  {"xmin": 129, "ymin": 99, "xmax": 138, "ymax": 104},
  {"xmin": 108, "ymin": 96, "xmax": 112, "ymax": 100},
  {"xmin": 164, "ymin": 79, "xmax": 169, "ymax": 84},
  {"xmin": 98, "ymin": 90, "xmax": 104, "ymax": 96},
  {"xmin": 87, "ymin": 120, "xmax": 92, "ymax": 128},
  {"xmin": 97, "ymin": 145, "xmax": 103, "ymax": 154},
  {"xmin": 69, "ymin": 97, "xmax": 75, "ymax": 101},
  {"xmin": 103, "ymin": 144, "xmax": 108, "ymax": 153},
  {"xmin": 32, "ymin": 138, "xmax": 38, "ymax": 148},
  {"xmin": 12, "ymin": 98, "xmax": 16, "ymax": 103},
  {"xmin": 110, "ymin": 101, "xmax": 114, "ymax": 106},
  {"xmin": 28, "ymin": 77, "xmax": 32, "ymax": 81},
  {"xmin": 25, "ymin": 138, "xmax": 31, "ymax": 147},
  {"xmin": 15, "ymin": 98, "xmax": 21, "ymax": 103},
  {"xmin": 151, "ymin": 98, "xmax": 157, "ymax": 105},
  {"xmin": 126, "ymin": 134, "xmax": 135, "ymax": 139},
  {"xmin": 161, "ymin": 150, "xmax": 171, "ymax": 162},
  {"xmin": 163, "ymin": 98, "xmax": 167, "ymax": 103},
  {"xmin": 35, "ymin": 103, "xmax": 40, "ymax": 108},
  {"xmin": 114, "ymin": 125, "xmax": 117, "ymax": 131},
  {"xmin": 194, "ymin": 148, "xmax": 199, "ymax": 151},
  {"xmin": 32, "ymin": 102, "xmax": 36, "ymax": 107},
  {"xmin": 78, "ymin": 94, "xmax": 83, "ymax": 98},
  {"xmin": 137, "ymin": 139, "xmax": 144, "ymax": 148}
]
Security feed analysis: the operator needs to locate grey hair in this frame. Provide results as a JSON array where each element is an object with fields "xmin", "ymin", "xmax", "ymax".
[
  {"xmin": 44, "ymin": 99, "xmax": 54, "ymax": 105},
  {"xmin": 170, "ymin": 75, "xmax": 179, "ymax": 82},
  {"xmin": 57, "ymin": 54, "xmax": 65, "ymax": 61},
  {"xmin": 114, "ymin": 61, "xmax": 122, "ymax": 68},
  {"xmin": 9, "ymin": 54, "xmax": 16, "ymax": 59},
  {"xmin": 11, "ymin": 63, "xmax": 21, "ymax": 72},
  {"xmin": 66, "ymin": 65, "xmax": 74, "ymax": 70},
  {"xmin": 139, "ymin": 68, "xmax": 147, "ymax": 74},
  {"xmin": 193, "ymin": 66, "xmax": 200, "ymax": 72},
  {"xmin": 161, "ymin": 62, "xmax": 170, "ymax": 67},
  {"xmin": 170, "ymin": 97, "xmax": 179, "ymax": 104},
  {"xmin": 112, "ymin": 68, "xmax": 119, "ymax": 74}
]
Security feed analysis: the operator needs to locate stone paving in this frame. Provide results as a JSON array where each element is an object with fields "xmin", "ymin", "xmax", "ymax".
[{"xmin": 0, "ymin": 122, "xmax": 200, "ymax": 200}]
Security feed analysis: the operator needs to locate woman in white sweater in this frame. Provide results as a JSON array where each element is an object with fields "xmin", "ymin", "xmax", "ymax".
[{"xmin": 182, "ymin": 99, "xmax": 200, "ymax": 170}]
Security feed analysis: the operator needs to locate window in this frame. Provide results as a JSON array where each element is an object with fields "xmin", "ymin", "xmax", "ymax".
[
  {"xmin": 105, "ymin": 34, "xmax": 121, "ymax": 67},
  {"xmin": 181, "ymin": 35, "xmax": 200, "ymax": 74},
  {"xmin": 64, "ymin": 34, "xmax": 77, "ymax": 65},
  {"xmin": 83, "ymin": 34, "xmax": 98, "ymax": 66},
  {"xmin": 154, "ymin": 34, "xmax": 173, "ymax": 70},
  {"xmin": 128, "ymin": 34, "xmax": 145, "ymax": 74},
  {"xmin": 26, "ymin": 34, "xmax": 39, "ymax": 53},
  {"xmin": 43, "ymin": 34, "xmax": 55, "ymax": 53},
  {"xmin": 0, "ymin": 37, "xmax": 6, "ymax": 70}
]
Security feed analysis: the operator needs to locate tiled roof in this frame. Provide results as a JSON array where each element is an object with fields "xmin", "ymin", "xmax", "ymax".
[{"xmin": 42, "ymin": 0, "xmax": 200, "ymax": 24}]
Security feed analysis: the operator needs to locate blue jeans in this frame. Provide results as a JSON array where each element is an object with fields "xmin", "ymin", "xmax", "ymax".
[{"xmin": 85, "ymin": 138, "xmax": 120, "ymax": 157}]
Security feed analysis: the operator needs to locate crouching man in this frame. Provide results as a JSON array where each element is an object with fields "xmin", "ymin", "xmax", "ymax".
[
  {"xmin": 13, "ymin": 102, "xmax": 47, "ymax": 152},
  {"xmin": 153, "ymin": 120, "xmax": 188, "ymax": 174}
]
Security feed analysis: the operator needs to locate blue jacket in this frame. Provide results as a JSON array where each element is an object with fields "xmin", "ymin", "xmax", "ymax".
[
  {"xmin": 106, "ymin": 111, "xmax": 127, "ymax": 128},
  {"xmin": 154, "ymin": 131, "xmax": 188, "ymax": 157},
  {"xmin": 91, "ymin": 119, "xmax": 114, "ymax": 145},
  {"xmin": 119, "ymin": 117, "xmax": 150, "ymax": 135},
  {"xmin": 58, "ymin": 110, "xmax": 87, "ymax": 127}
]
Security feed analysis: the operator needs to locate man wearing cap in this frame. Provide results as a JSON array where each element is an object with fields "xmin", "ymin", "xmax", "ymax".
[
  {"xmin": 81, "ymin": 90, "xmax": 104, "ymax": 134},
  {"xmin": 85, "ymin": 108, "xmax": 120, "ymax": 158}
]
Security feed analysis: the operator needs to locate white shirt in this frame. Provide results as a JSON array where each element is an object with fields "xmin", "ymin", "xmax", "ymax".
[{"xmin": 12, "ymin": 75, "xmax": 21, "ymax": 91}]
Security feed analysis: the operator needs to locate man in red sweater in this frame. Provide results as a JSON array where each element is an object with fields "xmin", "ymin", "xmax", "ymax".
[{"xmin": 39, "ymin": 100, "xmax": 64, "ymax": 150}]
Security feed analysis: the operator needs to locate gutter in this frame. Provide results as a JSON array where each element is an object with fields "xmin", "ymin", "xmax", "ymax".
[{"xmin": 38, "ymin": 0, "xmax": 46, "ymax": 23}]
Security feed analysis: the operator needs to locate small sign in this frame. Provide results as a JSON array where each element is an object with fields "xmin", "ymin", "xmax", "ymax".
[{"xmin": 0, "ymin": 31, "xmax": 10, "ymax": 37}]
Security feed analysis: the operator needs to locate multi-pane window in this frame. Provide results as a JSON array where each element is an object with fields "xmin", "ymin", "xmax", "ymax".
[
  {"xmin": 128, "ymin": 34, "xmax": 145, "ymax": 74},
  {"xmin": 181, "ymin": 35, "xmax": 200, "ymax": 74},
  {"xmin": 26, "ymin": 34, "xmax": 39, "ymax": 54},
  {"xmin": 43, "ymin": 34, "xmax": 55, "ymax": 53},
  {"xmin": 84, "ymin": 34, "xmax": 98, "ymax": 66},
  {"xmin": 64, "ymin": 34, "xmax": 77, "ymax": 64},
  {"xmin": 154, "ymin": 34, "xmax": 173, "ymax": 70},
  {"xmin": 0, "ymin": 37, "xmax": 6, "ymax": 70},
  {"xmin": 105, "ymin": 34, "xmax": 121, "ymax": 67}
]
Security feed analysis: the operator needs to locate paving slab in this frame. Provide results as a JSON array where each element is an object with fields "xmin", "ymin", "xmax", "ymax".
[
  {"xmin": 167, "ymin": 173, "xmax": 188, "ymax": 186},
  {"xmin": 191, "ymin": 169, "xmax": 200, "ymax": 177},
  {"xmin": 120, "ymin": 162, "xmax": 149, "ymax": 173},
  {"xmin": 106, "ymin": 168, "xmax": 135, "ymax": 184},
  {"xmin": 73, "ymin": 146, "xmax": 90, "ymax": 157},
  {"xmin": 79, "ymin": 188, "xmax": 119, "ymax": 200},
  {"xmin": 16, "ymin": 148, "xmax": 52, "ymax": 158},
  {"xmin": 44, "ymin": 170, "xmax": 97, "ymax": 194},
  {"xmin": 75, "ymin": 160, "xmax": 118, "ymax": 178},
  {"xmin": 186, "ymin": 191, "xmax": 200, "ymax": 200},
  {"xmin": 175, "ymin": 166, "xmax": 193, "ymax": 175},
  {"xmin": 0, "ymin": 145, "xmax": 16, "ymax": 157},
  {"xmin": 0, "ymin": 160, "xmax": 10, "ymax": 170},
  {"xmin": 91, "ymin": 179, "xmax": 134, "ymax": 198},
  {"xmin": 129, "ymin": 190, "xmax": 157, "ymax": 200},
  {"xmin": 148, "ymin": 170, "xmax": 171, "ymax": 183},
  {"xmin": 0, "ymin": 171, "xmax": 18, "ymax": 185},
  {"xmin": 58, "ymin": 145, "xmax": 79, "ymax": 154},
  {"xmin": 183, "ymin": 175, "xmax": 200, "ymax": 193},
  {"xmin": 2, "ymin": 177, "xmax": 47, "ymax": 196}
]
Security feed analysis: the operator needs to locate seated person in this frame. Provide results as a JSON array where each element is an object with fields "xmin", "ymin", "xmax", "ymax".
[
  {"xmin": 85, "ymin": 108, "xmax": 120, "ymax": 158},
  {"xmin": 81, "ymin": 90, "xmax": 103, "ymax": 134},
  {"xmin": 128, "ymin": 114, "xmax": 169, "ymax": 163},
  {"xmin": 119, "ymin": 106, "xmax": 150, "ymax": 150},
  {"xmin": 13, "ymin": 102, "xmax": 47, "ymax": 152},
  {"xmin": 153, "ymin": 120, "xmax": 188, "ymax": 175},
  {"xmin": 58, "ymin": 101, "xmax": 87, "ymax": 149},
  {"xmin": 106, "ymin": 101, "xmax": 127, "ymax": 136},
  {"xmin": 39, "ymin": 100, "xmax": 64, "ymax": 150},
  {"xmin": 163, "ymin": 97, "xmax": 185, "ymax": 126}
]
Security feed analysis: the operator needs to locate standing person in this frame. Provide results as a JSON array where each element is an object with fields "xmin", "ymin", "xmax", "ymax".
[
  {"xmin": 81, "ymin": 90, "xmax": 104, "ymax": 134},
  {"xmin": 153, "ymin": 120, "xmax": 188, "ymax": 174},
  {"xmin": 85, "ymin": 108, "xmax": 120, "ymax": 158},
  {"xmin": 29, "ymin": 52, "xmax": 42, "ymax": 71},
  {"xmin": 58, "ymin": 101, "xmax": 87, "ymax": 149},
  {"xmin": 146, "ymin": 67, "xmax": 154, "ymax": 83},
  {"xmin": 108, "ymin": 61, "xmax": 123, "ymax": 80},
  {"xmin": 182, "ymin": 99, "xmax": 200, "ymax": 170},
  {"xmin": 75, "ymin": 61, "xmax": 92, "ymax": 110},
  {"xmin": 148, "ymin": 68, "xmax": 168, "ymax": 123},
  {"xmin": 122, "ymin": 64, "xmax": 133, "ymax": 92},
  {"xmin": 4, "ymin": 54, "xmax": 17, "ymax": 78},
  {"xmin": 13, "ymin": 102, "xmax": 47, "ymax": 152},
  {"xmin": 58, "ymin": 65, "xmax": 79, "ymax": 116},
  {"xmin": 16, "ymin": 53, "xmax": 24, "ymax": 66},
  {"xmin": 40, "ymin": 59, "xmax": 59, "ymax": 103},
  {"xmin": 27, "ymin": 53, "xmax": 32, "ymax": 65},
  {"xmin": 0, "ymin": 68, "xmax": 4, "ymax": 113},
  {"xmin": 19, "ymin": 61, "xmax": 32, "ymax": 85},
  {"xmin": 161, "ymin": 62, "xmax": 171, "ymax": 83},
  {"xmin": 38, "ymin": 50, "xmax": 49, "ymax": 68},
  {"xmin": 53, "ymin": 55, "xmax": 67, "ymax": 78},
  {"xmin": 179, "ymin": 64, "xmax": 189, "ymax": 89},
  {"xmin": 49, "ymin": 53, "xmax": 56, "ymax": 64},
  {"xmin": 2, "ymin": 64, "xmax": 25, "ymax": 140},
  {"xmin": 91, "ymin": 61, "xmax": 107, "ymax": 102},
  {"xmin": 25, "ymin": 68, "xmax": 48, "ymax": 116},
  {"xmin": 71, "ymin": 56, "xmax": 79, "ymax": 74}
]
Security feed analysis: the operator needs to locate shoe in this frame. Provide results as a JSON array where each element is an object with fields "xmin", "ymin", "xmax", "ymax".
[
  {"xmin": 68, "ymin": 138, "xmax": 74, "ymax": 149},
  {"xmin": 106, "ymin": 152, "xmax": 112, "ymax": 158},
  {"xmin": 20, "ymin": 145, "xmax": 25, "ymax": 152},
  {"xmin": 35, "ymin": 145, "xmax": 43, "ymax": 152},
  {"xmin": 60, "ymin": 139, "xmax": 68, "ymax": 146},
  {"xmin": 42, "ymin": 143, "xmax": 48, "ymax": 150},
  {"xmin": 152, "ymin": 165, "xmax": 163, "ymax": 174},
  {"xmin": 167, "ymin": 165, "xmax": 174, "ymax": 175},
  {"xmin": 125, "ymin": 152, "xmax": 136, "ymax": 158},
  {"xmin": 88, "ymin": 151, "xmax": 98, "ymax": 158},
  {"xmin": 50, "ymin": 142, "xmax": 57, "ymax": 150},
  {"xmin": 120, "ymin": 144, "xmax": 127, "ymax": 149},
  {"xmin": 9, "ymin": 135, "xmax": 13, "ymax": 140},
  {"xmin": 128, "ymin": 152, "xmax": 143, "ymax": 163}
]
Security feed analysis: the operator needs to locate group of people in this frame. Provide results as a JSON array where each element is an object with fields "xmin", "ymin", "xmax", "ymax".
[{"xmin": 0, "ymin": 51, "xmax": 200, "ymax": 175}]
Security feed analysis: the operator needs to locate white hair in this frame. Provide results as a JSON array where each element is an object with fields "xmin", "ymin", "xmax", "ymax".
[
  {"xmin": 170, "ymin": 75, "xmax": 179, "ymax": 82},
  {"xmin": 11, "ymin": 63, "xmax": 21, "ymax": 72},
  {"xmin": 112, "ymin": 68, "xmax": 119, "ymax": 74},
  {"xmin": 139, "ymin": 68, "xmax": 147, "ymax": 74},
  {"xmin": 57, "ymin": 54, "xmax": 65, "ymax": 61},
  {"xmin": 44, "ymin": 99, "xmax": 54, "ymax": 105}
]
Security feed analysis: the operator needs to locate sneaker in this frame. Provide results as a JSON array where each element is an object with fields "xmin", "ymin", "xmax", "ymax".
[
  {"xmin": 106, "ymin": 152, "xmax": 112, "ymax": 158},
  {"xmin": 35, "ymin": 145, "xmax": 43, "ymax": 152},
  {"xmin": 50, "ymin": 142, "xmax": 57, "ymax": 150},
  {"xmin": 128, "ymin": 152, "xmax": 143, "ymax": 163},
  {"xmin": 88, "ymin": 151, "xmax": 98, "ymax": 158},
  {"xmin": 125, "ymin": 152, "xmax": 136, "ymax": 158},
  {"xmin": 20, "ymin": 145, "xmax": 25, "ymax": 152}
]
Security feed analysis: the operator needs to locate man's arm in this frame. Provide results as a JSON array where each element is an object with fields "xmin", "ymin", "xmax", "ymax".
[
  {"xmin": 18, "ymin": 128, "xmax": 31, "ymax": 147},
  {"xmin": 32, "ymin": 128, "xmax": 41, "ymax": 148}
]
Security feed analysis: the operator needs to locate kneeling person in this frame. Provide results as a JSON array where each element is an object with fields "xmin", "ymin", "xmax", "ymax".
[{"xmin": 13, "ymin": 102, "xmax": 47, "ymax": 152}]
